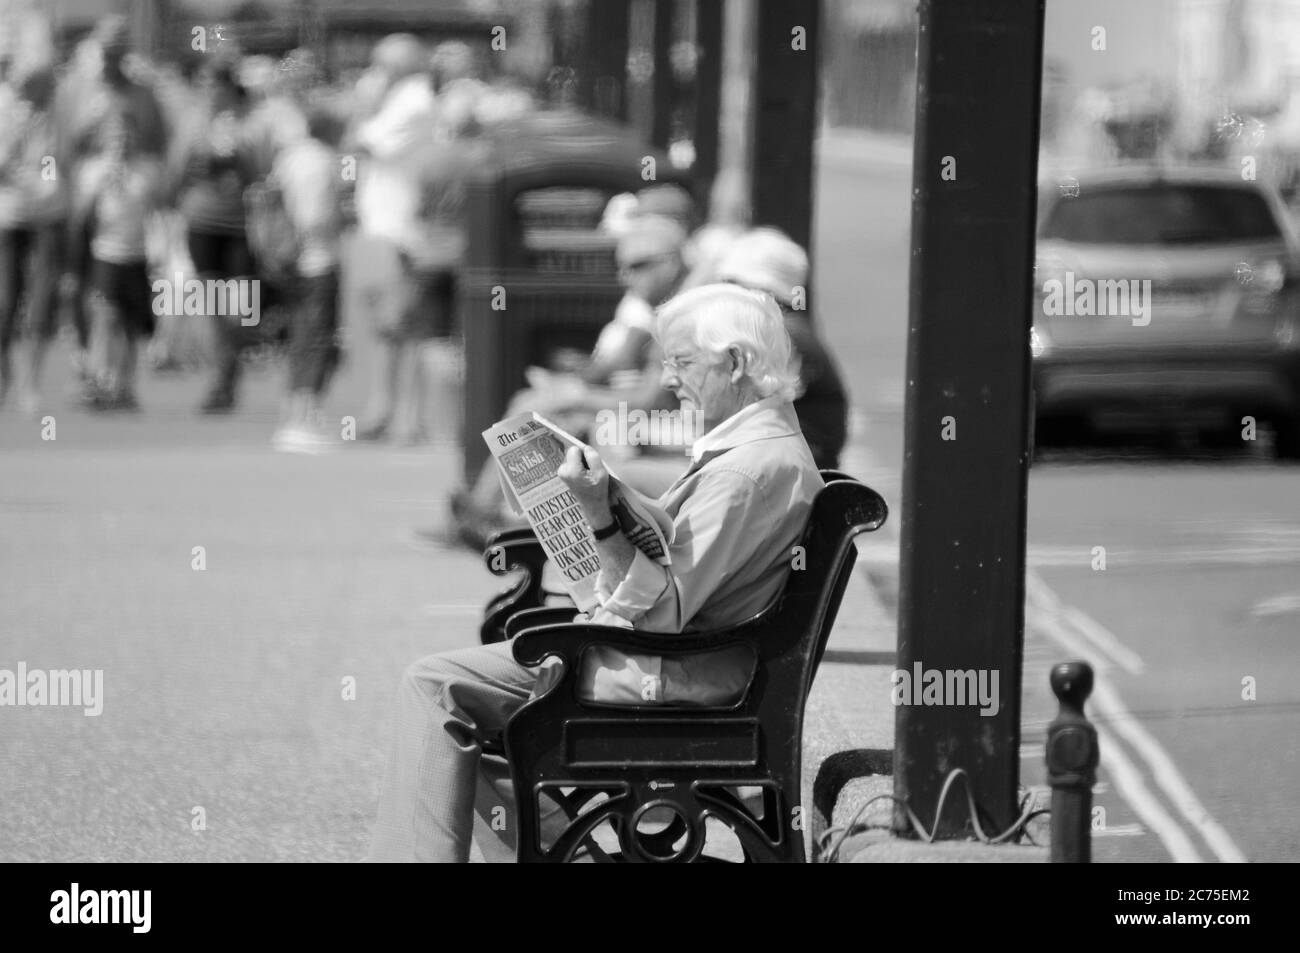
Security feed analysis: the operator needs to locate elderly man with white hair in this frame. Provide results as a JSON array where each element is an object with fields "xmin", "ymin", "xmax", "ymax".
[{"xmin": 368, "ymin": 283, "xmax": 825, "ymax": 862}]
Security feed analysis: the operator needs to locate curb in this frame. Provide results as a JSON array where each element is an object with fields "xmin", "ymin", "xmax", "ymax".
[{"xmin": 838, "ymin": 829, "xmax": 1049, "ymax": 863}]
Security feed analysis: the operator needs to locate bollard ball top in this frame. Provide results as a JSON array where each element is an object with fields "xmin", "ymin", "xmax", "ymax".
[{"xmin": 1050, "ymin": 661, "xmax": 1094, "ymax": 707}]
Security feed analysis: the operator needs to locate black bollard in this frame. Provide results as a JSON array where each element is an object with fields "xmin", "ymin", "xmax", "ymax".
[{"xmin": 1045, "ymin": 661, "xmax": 1099, "ymax": 863}]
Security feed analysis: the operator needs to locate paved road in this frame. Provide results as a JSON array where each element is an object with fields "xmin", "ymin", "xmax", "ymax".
[{"xmin": 819, "ymin": 139, "xmax": 1300, "ymax": 863}]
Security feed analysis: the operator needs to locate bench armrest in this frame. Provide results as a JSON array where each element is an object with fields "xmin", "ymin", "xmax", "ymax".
[
  {"xmin": 504, "ymin": 606, "xmax": 583, "ymax": 640},
  {"xmin": 511, "ymin": 622, "xmax": 752, "ymax": 668}
]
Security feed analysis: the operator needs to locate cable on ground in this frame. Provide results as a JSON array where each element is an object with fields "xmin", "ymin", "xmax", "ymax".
[{"xmin": 815, "ymin": 769, "xmax": 1050, "ymax": 862}]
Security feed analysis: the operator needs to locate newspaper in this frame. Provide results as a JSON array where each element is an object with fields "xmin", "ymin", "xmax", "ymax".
[{"xmin": 482, "ymin": 412, "xmax": 674, "ymax": 613}]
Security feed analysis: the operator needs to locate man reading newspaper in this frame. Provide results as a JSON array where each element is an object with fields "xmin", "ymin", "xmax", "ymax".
[{"xmin": 368, "ymin": 285, "xmax": 824, "ymax": 862}]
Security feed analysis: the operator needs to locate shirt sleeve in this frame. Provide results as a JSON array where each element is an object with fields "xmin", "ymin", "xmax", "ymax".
[
  {"xmin": 596, "ymin": 547, "xmax": 670, "ymax": 624},
  {"xmin": 598, "ymin": 467, "xmax": 769, "ymax": 632}
]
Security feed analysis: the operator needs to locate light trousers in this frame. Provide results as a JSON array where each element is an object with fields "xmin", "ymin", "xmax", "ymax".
[{"xmin": 367, "ymin": 641, "xmax": 543, "ymax": 863}]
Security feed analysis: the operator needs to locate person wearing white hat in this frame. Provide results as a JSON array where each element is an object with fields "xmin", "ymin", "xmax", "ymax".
[{"xmin": 714, "ymin": 227, "xmax": 848, "ymax": 469}]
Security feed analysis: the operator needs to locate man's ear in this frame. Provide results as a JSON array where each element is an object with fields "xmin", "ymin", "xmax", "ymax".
[{"xmin": 727, "ymin": 345, "xmax": 747, "ymax": 383}]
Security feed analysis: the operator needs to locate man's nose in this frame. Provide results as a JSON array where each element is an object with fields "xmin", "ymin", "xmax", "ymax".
[{"xmin": 660, "ymin": 364, "xmax": 679, "ymax": 389}]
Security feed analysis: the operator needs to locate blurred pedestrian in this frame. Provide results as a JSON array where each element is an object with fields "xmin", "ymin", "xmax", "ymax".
[
  {"xmin": 170, "ymin": 59, "xmax": 260, "ymax": 413},
  {"xmin": 244, "ymin": 50, "xmax": 314, "ymax": 177},
  {"xmin": 60, "ymin": 16, "xmax": 168, "ymax": 163},
  {"xmin": 270, "ymin": 105, "xmax": 346, "ymax": 453},
  {"xmin": 348, "ymin": 34, "xmax": 440, "ymax": 444},
  {"xmin": 0, "ymin": 68, "xmax": 63, "ymax": 415},
  {"xmin": 429, "ymin": 41, "xmax": 487, "ymax": 139},
  {"xmin": 54, "ymin": 15, "xmax": 169, "ymax": 383},
  {"xmin": 72, "ymin": 112, "xmax": 165, "ymax": 410}
]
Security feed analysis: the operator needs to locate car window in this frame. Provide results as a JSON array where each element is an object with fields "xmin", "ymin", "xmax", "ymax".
[{"xmin": 1040, "ymin": 185, "xmax": 1281, "ymax": 245}]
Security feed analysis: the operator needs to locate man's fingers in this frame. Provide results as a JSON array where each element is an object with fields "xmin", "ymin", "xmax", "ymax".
[
  {"xmin": 582, "ymin": 446, "xmax": 604, "ymax": 473},
  {"xmin": 557, "ymin": 445, "xmax": 586, "ymax": 483}
]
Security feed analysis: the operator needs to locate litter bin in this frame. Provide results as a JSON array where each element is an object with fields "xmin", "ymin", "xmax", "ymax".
[{"xmin": 460, "ymin": 109, "xmax": 692, "ymax": 482}]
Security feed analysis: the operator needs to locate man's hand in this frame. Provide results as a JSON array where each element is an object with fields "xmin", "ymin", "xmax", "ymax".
[
  {"xmin": 558, "ymin": 444, "xmax": 642, "ymax": 615},
  {"xmin": 557, "ymin": 445, "xmax": 613, "ymax": 528}
]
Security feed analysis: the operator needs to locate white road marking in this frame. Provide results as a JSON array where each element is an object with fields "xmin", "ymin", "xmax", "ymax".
[
  {"xmin": 1250, "ymin": 593, "xmax": 1300, "ymax": 618},
  {"xmin": 1033, "ymin": 611, "xmax": 1202, "ymax": 861},
  {"xmin": 1060, "ymin": 605, "xmax": 1146, "ymax": 676},
  {"xmin": 1092, "ymin": 677, "xmax": 1248, "ymax": 864},
  {"xmin": 1025, "ymin": 569, "xmax": 1063, "ymax": 614},
  {"xmin": 1030, "ymin": 560, "xmax": 1247, "ymax": 861},
  {"xmin": 1033, "ymin": 608, "xmax": 1247, "ymax": 863},
  {"xmin": 1094, "ymin": 723, "xmax": 1202, "ymax": 860}
]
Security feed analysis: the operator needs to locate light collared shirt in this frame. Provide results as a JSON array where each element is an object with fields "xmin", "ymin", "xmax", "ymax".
[{"xmin": 577, "ymin": 396, "xmax": 824, "ymax": 704}]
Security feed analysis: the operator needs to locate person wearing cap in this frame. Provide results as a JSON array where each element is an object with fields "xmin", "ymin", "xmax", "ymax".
[
  {"xmin": 368, "ymin": 283, "xmax": 824, "ymax": 862},
  {"xmin": 443, "ymin": 214, "xmax": 690, "ymax": 549},
  {"xmin": 714, "ymin": 228, "xmax": 849, "ymax": 470}
]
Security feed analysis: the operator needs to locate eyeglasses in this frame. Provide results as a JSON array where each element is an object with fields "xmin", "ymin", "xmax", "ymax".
[{"xmin": 661, "ymin": 354, "xmax": 700, "ymax": 374}]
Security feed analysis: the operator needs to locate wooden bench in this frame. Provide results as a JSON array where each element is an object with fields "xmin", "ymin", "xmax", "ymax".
[{"xmin": 479, "ymin": 472, "xmax": 887, "ymax": 862}]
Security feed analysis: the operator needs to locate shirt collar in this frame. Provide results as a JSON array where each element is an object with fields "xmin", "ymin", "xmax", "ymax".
[{"xmin": 689, "ymin": 395, "xmax": 801, "ymax": 463}]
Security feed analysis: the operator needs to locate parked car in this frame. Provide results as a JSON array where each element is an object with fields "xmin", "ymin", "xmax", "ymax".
[{"xmin": 1031, "ymin": 166, "xmax": 1300, "ymax": 457}]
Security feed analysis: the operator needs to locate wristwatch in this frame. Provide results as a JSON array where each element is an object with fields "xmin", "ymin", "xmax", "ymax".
[{"xmin": 592, "ymin": 518, "xmax": 621, "ymax": 540}]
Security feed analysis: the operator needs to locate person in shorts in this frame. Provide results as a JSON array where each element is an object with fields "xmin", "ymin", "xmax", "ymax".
[{"xmin": 72, "ymin": 111, "xmax": 163, "ymax": 410}]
